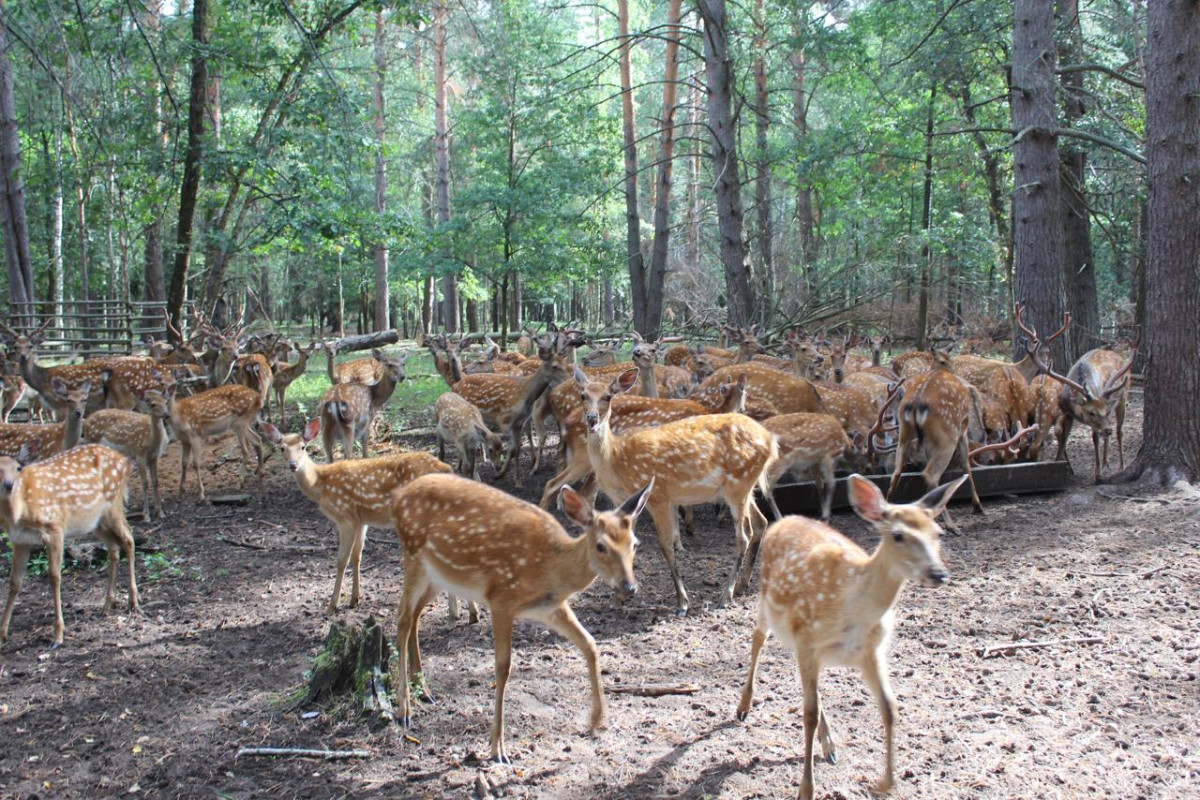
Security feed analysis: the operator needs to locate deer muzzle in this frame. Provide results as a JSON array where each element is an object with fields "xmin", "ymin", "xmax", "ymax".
[
  {"xmin": 585, "ymin": 412, "xmax": 600, "ymax": 432},
  {"xmin": 925, "ymin": 567, "xmax": 949, "ymax": 587},
  {"xmin": 616, "ymin": 580, "xmax": 638, "ymax": 601}
]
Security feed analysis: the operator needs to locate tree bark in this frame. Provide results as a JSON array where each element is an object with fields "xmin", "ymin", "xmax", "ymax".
[
  {"xmin": 916, "ymin": 79, "xmax": 936, "ymax": 350},
  {"xmin": 644, "ymin": 0, "xmax": 683, "ymax": 340},
  {"xmin": 372, "ymin": 9, "xmax": 390, "ymax": 331},
  {"xmin": 792, "ymin": 21, "xmax": 816, "ymax": 300},
  {"xmin": 698, "ymin": 0, "xmax": 752, "ymax": 326},
  {"xmin": 1011, "ymin": 0, "xmax": 1068, "ymax": 368},
  {"xmin": 433, "ymin": 0, "xmax": 457, "ymax": 333},
  {"xmin": 0, "ymin": 10, "xmax": 36, "ymax": 313},
  {"xmin": 752, "ymin": 0, "xmax": 773, "ymax": 329},
  {"xmin": 1121, "ymin": 0, "xmax": 1200, "ymax": 482},
  {"xmin": 141, "ymin": 0, "xmax": 167, "ymax": 306},
  {"xmin": 618, "ymin": 0, "xmax": 647, "ymax": 334},
  {"xmin": 167, "ymin": 0, "xmax": 212, "ymax": 336}
]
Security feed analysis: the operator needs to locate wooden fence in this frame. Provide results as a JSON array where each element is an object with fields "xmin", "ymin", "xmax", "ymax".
[{"xmin": 6, "ymin": 300, "xmax": 197, "ymax": 358}]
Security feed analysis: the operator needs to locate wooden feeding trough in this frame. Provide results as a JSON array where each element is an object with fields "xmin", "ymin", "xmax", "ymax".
[{"xmin": 762, "ymin": 460, "xmax": 1074, "ymax": 519}]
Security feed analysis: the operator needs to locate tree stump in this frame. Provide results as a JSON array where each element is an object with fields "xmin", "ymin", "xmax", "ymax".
[{"xmin": 305, "ymin": 616, "xmax": 396, "ymax": 726}]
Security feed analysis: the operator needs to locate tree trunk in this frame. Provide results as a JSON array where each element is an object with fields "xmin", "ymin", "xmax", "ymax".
[
  {"xmin": 433, "ymin": 0, "xmax": 457, "ymax": 333},
  {"xmin": 698, "ymin": 0, "xmax": 752, "ymax": 326},
  {"xmin": 1056, "ymin": 0, "xmax": 1098, "ymax": 360},
  {"xmin": 141, "ymin": 0, "xmax": 166, "ymax": 307},
  {"xmin": 618, "ymin": 0, "xmax": 647, "ymax": 334},
  {"xmin": 752, "ymin": 0, "xmax": 773, "ymax": 329},
  {"xmin": 644, "ymin": 0, "xmax": 683, "ymax": 340},
  {"xmin": 168, "ymin": 0, "xmax": 212, "ymax": 337},
  {"xmin": 1120, "ymin": 0, "xmax": 1200, "ymax": 482},
  {"xmin": 686, "ymin": 78, "xmax": 701, "ymax": 276},
  {"xmin": 1011, "ymin": 0, "xmax": 1068, "ymax": 368},
  {"xmin": 916, "ymin": 79, "xmax": 936, "ymax": 350},
  {"xmin": 792, "ymin": 22, "xmax": 816, "ymax": 300},
  {"xmin": 61, "ymin": 48, "xmax": 90, "ymax": 306},
  {"xmin": 371, "ymin": 9, "xmax": 390, "ymax": 331},
  {"xmin": 43, "ymin": 124, "xmax": 65, "ymax": 323},
  {"xmin": 0, "ymin": 12, "xmax": 35, "ymax": 314}
]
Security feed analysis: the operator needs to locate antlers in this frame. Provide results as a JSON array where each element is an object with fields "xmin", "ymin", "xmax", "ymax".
[
  {"xmin": 968, "ymin": 423, "xmax": 1039, "ymax": 466},
  {"xmin": 866, "ymin": 378, "xmax": 905, "ymax": 459},
  {"xmin": 1015, "ymin": 304, "xmax": 1089, "ymax": 394}
]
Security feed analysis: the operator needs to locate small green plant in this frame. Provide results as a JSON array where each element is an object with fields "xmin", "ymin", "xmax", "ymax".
[{"xmin": 141, "ymin": 551, "xmax": 183, "ymax": 582}]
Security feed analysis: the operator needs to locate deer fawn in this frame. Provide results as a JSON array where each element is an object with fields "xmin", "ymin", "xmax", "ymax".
[
  {"xmin": 261, "ymin": 420, "xmax": 458, "ymax": 614},
  {"xmin": 434, "ymin": 392, "xmax": 505, "ymax": 481},
  {"xmin": 233, "ymin": 353, "xmax": 274, "ymax": 418},
  {"xmin": 0, "ymin": 378, "xmax": 91, "ymax": 461},
  {"xmin": 318, "ymin": 349, "xmax": 408, "ymax": 461},
  {"xmin": 270, "ymin": 341, "xmax": 317, "ymax": 422},
  {"xmin": 164, "ymin": 383, "xmax": 264, "ymax": 499},
  {"xmin": 584, "ymin": 367, "xmax": 777, "ymax": 614},
  {"xmin": 391, "ymin": 473, "xmax": 652, "ymax": 764},
  {"xmin": 1027, "ymin": 373, "xmax": 1063, "ymax": 461},
  {"xmin": 736, "ymin": 474, "xmax": 966, "ymax": 799},
  {"xmin": 761, "ymin": 413, "xmax": 853, "ymax": 522},
  {"xmin": 886, "ymin": 351, "xmax": 983, "ymax": 520},
  {"xmin": 83, "ymin": 389, "xmax": 172, "ymax": 520},
  {"xmin": 0, "ymin": 444, "xmax": 140, "ymax": 646}
]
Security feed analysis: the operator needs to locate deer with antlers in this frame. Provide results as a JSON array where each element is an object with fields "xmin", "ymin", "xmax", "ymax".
[
  {"xmin": 390, "ymin": 473, "xmax": 651, "ymax": 764},
  {"xmin": 0, "ymin": 444, "xmax": 139, "ymax": 646},
  {"xmin": 83, "ymin": 388, "xmax": 173, "ymax": 520},
  {"xmin": 1017, "ymin": 306, "xmax": 1138, "ymax": 482},
  {"xmin": 318, "ymin": 349, "xmax": 408, "ymax": 461},
  {"xmin": 736, "ymin": 474, "xmax": 967, "ymax": 800}
]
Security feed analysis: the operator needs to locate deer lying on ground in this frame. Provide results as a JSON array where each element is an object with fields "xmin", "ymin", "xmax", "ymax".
[
  {"xmin": 737, "ymin": 474, "xmax": 966, "ymax": 800},
  {"xmin": 164, "ymin": 383, "xmax": 264, "ymax": 500},
  {"xmin": 261, "ymin": 420, "xmax": 464, "ymax": 616},
  {"xmin": 0, "ymin": 444, "xmax": 139, "ymax": 646},
  {"xmin": 391, "ymin": 473, "xmax": 651, "ymax": 764},
  {"xmin": 318, "ymin": 349, "xmax": 408, "ymax": 461},
  {"xmin": 434, "ymin": 392, "xmax": 505, "ymax": 481},
  {"xmin": 584, "ymin": 371, "xmax": 777, "ymax": 614},
  {"xmin": 83, "ymin": 389, "xmax": 172, "ymax": 520}
]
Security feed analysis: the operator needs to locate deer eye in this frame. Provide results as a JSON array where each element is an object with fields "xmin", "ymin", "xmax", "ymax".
[
  {"xmin": 892, "ymin": 530, "xmax": 904, "ymax": 543},
  {"xmin": 596, "ymin": 541, "xmax": 608, "ymax": 554}
]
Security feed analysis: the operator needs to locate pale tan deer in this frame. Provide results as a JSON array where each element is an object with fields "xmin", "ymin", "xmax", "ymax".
[
  {"xmin": 391, "ymin": 473, "xmax": 652, "ymax": 764},
  {"xmin": 736, "ymin": 474, "xmax": 967, "ymax": 800},
  {"xmin": 164, "ymin": 383, "xmax": 264, "ymax": 499},
  {"xmin": 270, "ymin": 341, "xmax": 317, "ymax": 422},
  {"xmin": 83, "ymin": 388, "xmax": 172, "ymax": 520},
  {"xmin": 580, "ymin": 335, "xmax": 625, "ymax": 368},
  {"xmin": 0, "ymin": 443, "xmax": 139, "ymax": 646},
  {"xmin": 318, "ymin": 349, "xmax": 408, "ymax": 461},
  {"xmin": 261, "ymin": 420, "xmax": 458, "ymax": 614},
  {"xmin": 585, "ymin": 388, "xmax": 777, "ymax": 614},
  {"xmin": 886, "ymin": 351, "xmax": 983, "ymax": 519},
  {"xmin": 0, "ymin": 378, "xmax": 91, "ymax": 461},
  {"xmin": 761, "ymin": 413, "xmax": 853, "ymax": 522},
  {"xmin": 434, "ymin": 392, "xmax": 505, "ymax": 481}
]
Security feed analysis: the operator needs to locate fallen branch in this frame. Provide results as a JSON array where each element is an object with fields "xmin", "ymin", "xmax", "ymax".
[
  {"xmin": 1095, "ymin": 489, "xmax": 1171, "ymax": 505},
  {"xmin": 978, "ymin": 636, "xmax": 1102, "ymax": 659},
  {"xmin": 606, "ymin": 683, "xmax": 701, "ymax": 697},
  {"xmin": 235, "ymin": 747, "xmax": 371, "ymax": 761},
  {"xmin": 217, "ymin": 536, "xmax": 267, "ymax": 551}
]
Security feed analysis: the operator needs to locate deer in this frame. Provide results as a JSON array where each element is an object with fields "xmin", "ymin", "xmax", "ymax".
[
  {"xmin": 463, "ymin": 336, "xmax": 526, "ymax": 376},
  {"xmin": 827, "ymin": 335, "xmax": 871, "ymax": 382},
  {"xmin": 1026, "ymin": 373, "xmax": 1064, "ymax": 461},
  {"xmin": 101, "ymin": 359, "xmax": 172, "ymax": 411},
  {"xmin": 82, "ymin": 388, "xmax": 172, "ymax": 520},
  {"xmin": 391, "ymin": 472, "xmax": 652, "ymax": 764},
  {"xmin": 261, "ymin": 420, "xmax": 463, "ymax": 616},
  {"xmin": 0, "ymin": 378, "xmax": 91, "ymax": 461},
  {"xmin": 154, "ymin": 307, "xmax": 205, "ymax": 364},
  {"xmin": 1018, "ymin": 313, "xmax": 1138, "ymax": 483},
  {"xmin": 584, "ymin": 372, "xmax": 777, "ymax": 615},
  {"xmin": 422, "ymin": 333, "xmax": 470, "ymax": 386},
  {"xmin": 810, "ymin": 381, "xmax": 877, "ymax": 440},
  {"xmin": 0, "ymin": 443, "xmax": 139, "ymax": 647},
  {"xmin": 761, "ymin": 413, "xmax": 854, "ymax": 522},
  {"xmin": 953, "ymin": 302, "xmax": 1071, "ymax": 387},
  {"xmin": 318, "ymin": 349, "xmax": 408, "ymax": 461},
  {"xmin": 697, "ymin": 362, "xmax": 825, "ymax": 416},
  {"xmin": 1, "ymin": 350, "xmax": 26, "ymax": 422},
  {"xmin": 325, "ymin": 341, "xmax": 389, "ymax": 386},
  {"xmin": 886, "ymin": 350, "xmax": 984, "ymax": 522},
  {"xmin": 233, "ymin": 353, "xmax": 274, "ymax": 419},
  {"xmin": 163, "ymin": 383, "xmax": 264, "ymax": 500},
  {"xmin": 434, "ymin": 392, "xmax": 505, "ymax": 481},
  {"xmin": 580, "ymin": 335, "xmax": 625, "ymax": 368},
  {"xmin": 270, "ymin": 341, "xmax": 317, "ymax": 422},
  {"xmin": 736, "ymin": 473, "xmax": 967, "ymax": 800}
]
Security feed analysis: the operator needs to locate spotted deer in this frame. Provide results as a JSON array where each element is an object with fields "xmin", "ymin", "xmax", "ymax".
[
  {"xmin": 1026, "ymin": 373, "xmax": 1063, "ymax": 461},
  {"xmin": 890, "ymin": 349, "xmax": 934, "ymax": 378},
  {"xmin": 0, "ymin": 378, "xmax": 90, "ymax": 461},
  {"xmin": 580, "ymin": 335, "xmax": 625, "ymax": 368},
  {"xmin": 0, "ymin": 321, "xmax": 137, "ymax": 417},
  {"xmin": 82, "ymin": 389, "xmax": 172, "ymax": 520},
  {"xmin": 585, "ymin": 382, "xmax": 777, "ymax": 614},
  {"xmin": 101, "ymin": 359, "xmax": 171, "ymax": 411},
  {"xmin": 325, "ymin": 342, "xmax": 388, "ymax": 386},
  {"xmin": 163, "ymin": 383, "xmax": 264, "ymax": 499},
  {"xmin": 885, "ymin": 350, "xmax": 983, "ymax": 521},
  {"xmin": 318, "ymin": 349, "xmax": 408, "ymax": 461},
  {"xmin": 761, "ymin": 413, "xmax": 853, "ymax": 522},
  {"xmin": 270, "ymin": 341, "xmax": 317, "ymax": 422},
  {"xmin": 0, "ymin": 444, "xmax": 139, "ymax": 646},
  {"xmin": 736, "ymin": 474, "xmax": 967, "ymax": 800},
  {"xmin": 697, "ymin": 362, "xmax": 825, "ymax": 416},
  {"xmin": 434, "ymin": 392, "xmax": 505, "ymax": 481},
  {"xmin": 390, "ymin": 473, "xmax": 651, "ymax": 764},
  {"xmin": 261, "ymin": 420, "xmax": 459, "ymax": 615},
  {"xmin": 827, "ymin": 335, "xmax": 871, "ymax": 382},
  {"xmin": 233, "ymin": 353, "xmax": 274, "ymax": 418}
]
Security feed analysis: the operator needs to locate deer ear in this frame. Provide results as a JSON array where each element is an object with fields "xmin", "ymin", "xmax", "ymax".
[
  {"xmin": 849, "ymin": 474, "xmax": 887, "ymax": 522},
  {"xmin": 79, "ymin": 381, "xmax": 91, "ymax": 395},
  {"xmin": 559, "ymin": 485, "xmax": 594, "ymax": 527},
  {"xmin": 619, "ymin": 477, "xmax": 654, "ymax": 521},
  {"xmin": 17, "ymin": 442, "xmax": 35, "ymax": 466},
  {"xmin": 615, "ymin": 368, "xmax": 639, "ymax": 393},
  {"xmin": 573, "ymin": 365, "xmax": 589, "ymax": 387},
  {"xmin": 261, "ymin": 423, "xmax": 282, "ymax": 444},
  {"xmin": 916, "ymin": 474, "xmax": 968, "ymax": 519},
  {"xmin": 303, "ymin": 417, "xmax": 321, "ymax": 443}
]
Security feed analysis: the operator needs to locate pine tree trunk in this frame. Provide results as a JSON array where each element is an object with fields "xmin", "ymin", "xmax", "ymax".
[
  {"xmin": 0, "ymin": 12, "xmax": 34, "ymax": 313},
  {"xmin": 617, "ymin": 0, "xmax": 647, "ymax": 334},
  {"xmin": 752, "ymin": 0, "xmax": 773, "ymax": 329},
  {"xmin": 372, "ymin": 9, "xmax": 390, "ymax": 331},
  {"xmin": 644, "ymin": 0, "xmax": 683, "ymax": 340},
  {"xmin": 916, "ymin": 79, "xmax": 936, "ymax": 350},
  {"xmin": 792, "ymin": 22, "xmax": 816, "ymax": 301},
  {"xmin": 141, "ymin": 0, "xmax": 167, "ymax": 307},
  {"xmin": 433, "ymin": 0, "xmax": 457, "ymax": 333}
]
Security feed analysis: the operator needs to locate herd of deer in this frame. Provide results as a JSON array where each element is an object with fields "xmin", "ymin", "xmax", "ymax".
[{"xmin": 0, "ymin": 305, "xmax": 1137, "ymax": 798}]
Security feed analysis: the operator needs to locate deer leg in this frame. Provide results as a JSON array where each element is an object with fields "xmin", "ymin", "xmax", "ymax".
[
  {"xmin": 819, "ymin": 458, "xmax": 836, "ymax": 522},
  {"xmin": 100, "ymin": 536, "xmax": 121, "ymax": 613},
  {"xmin": 955, "ymin": 436, "xmax": 983, "ymax": 513},
  {"xmin": 348, "ymin": 525, "xmax": 367, "ymax": 608},
  {"xmin": 798, "ymin": 657, "xmax": 821, "ymax": 800},
  {"xmin": 860, "ymin": 650, "xmax": 897, "ymax": 795},
  {"xmin": 540, "ymin": 458, "xmax": 591, "ymax": 509},
  {"xmin": 490, "ymin": 609, "xmax": 516, "ymax": 764},
  {"xmin": 328, "ymin": 521, "xmax": 357, "ymax": 613},
  {"xmin": 1092, "ymin": 429, "xmax": 1102, "ymax": 484},
  {"xmin": 137, "ymin": 458, "xmax": 151, "ymax": 521},
  {"xmin": 542, "ymin": 603, "xmax": 606, "ymax": 733},
  {"xmin": 323, "ymin": 425, "xmax": 336, "ymax": 463},
  {"xmin": 179, "ymin": 441, "xmax": 191, "ymax": 495},
  {"xmin": 234, "ymin": 429, "xmax": 251, "ymax": 489},
  {"xmin": 112, "ymin": 510, "xmax": 139, "ymax": 612},
  {"xmin": 1056, "ymin": 415, "xmax": 1074, "ymax": 462},
  {"xmin": 0, "ymin": 544, "xmax": 32, "ymax": 644},
  {"xmin": 885, "ymin": 435, "xmax": 910, "ymax": 501},
  {"xmin": 648, "ymin": 501, "xmax": 689, "ymax": 616},
  {"xmin": 47, "ymin": 537, "xmax": 66, "ymax": 646},
  {"xmin": 149, "ymin": 456, "xmax": 164, "ymax": 520},
  {"xmin": 736, "ymin": 608, "xmax": 771, "ymax": 721},
  {"xmin": 394, "ymin": 566, "xmax": 431, "ymax": 727},
  {"xmin": 192, "ymin": 441, "xmax": 206, "ymax": 500},
  {"xmin": 733, "ymin": 493, "xmax": 769, "ymax": 599},
  {"xmin": 409, "ymin": 584, "xmax": 438, "ymax": 702}
]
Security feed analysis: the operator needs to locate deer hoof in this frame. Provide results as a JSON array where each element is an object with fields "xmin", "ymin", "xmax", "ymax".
[
  {"xmin": 492, "ymin": 753, "xmax": 512, "ymax": 766},
  {"xmin": 419, "ymin": 690, "xmax": 436, "ymax": 705},
  {"xmin": 735, "ymin": 707, "xmax": 749, "ymax": 722}
]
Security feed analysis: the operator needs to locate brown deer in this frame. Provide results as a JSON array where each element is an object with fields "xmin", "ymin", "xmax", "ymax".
[
  {"xmin": 736, "ymin": 474, "xmax": 967, "ymax": 800},
  {"xmin": 0, "ymin": 444, "xmax": 139, "ymax": 646},
  {"xmin": 83, "ymin": 388, "xmax": 172, "ymax": 520},
  {"xmin": 697, "ymin": 362, "xmax": 825, "ymax": 416},
  {"xmin": 270, "ymin": 341, "xmax": 317, "ymax": 422},
  {"xmin": 761, "ymin": 413, "xmax": 853, "ymax": 522},
  {"xmin": 827, "ymin": 335, "xmax": 871, "ymax": 382},
  {"xmin": 391, "ymin": 473, "xmax": 651, "ymax": 764},
  {"xmin": 262, "ymin": 420, "xmax": 457, "ymax": 614},
  {"xmin": 0, "ymin": 378, "xmax": 91, "ymax": 461},
  {"xmin": 233, "ymin": 353, "xmax": 274, "ymax": 418},
  {"xmin": 580, "ymin": 335, "xmax": 625, "ymax": 368},
  {"xmin": 325, "ymin": 342, "xmax": 388, "ymax": 386},
  {"xmin": 318, "ymin": 349, "xmax": 408, "ymax": 461},
  {"xmin": 953, "ymin": 302, "xmax": 1070, "ymax": 386},
  {"xmin": 434, "ymin": 392, "xmax": 505, "ymax": 481},
  {"xmin": 584, "ymin": 379, "xmax": 777, "ymax": 614},
  {"xmin": 164, "ymin": 383, "xmax": 264, "ymax": 499},
  {"xmin": 1026, "ymin": 373, "xmax": 1063, "ymax": 461},
  {"xmin": 101, "ymin": 359, "xmax": 172, "ymax": 411},
  {"xmin": 886, "ymin": 350, "xmax": 983, "ymax": 519},
  {"xmin": 1, "ymin": 350, "xmax": 26, "ymax": 422}
]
